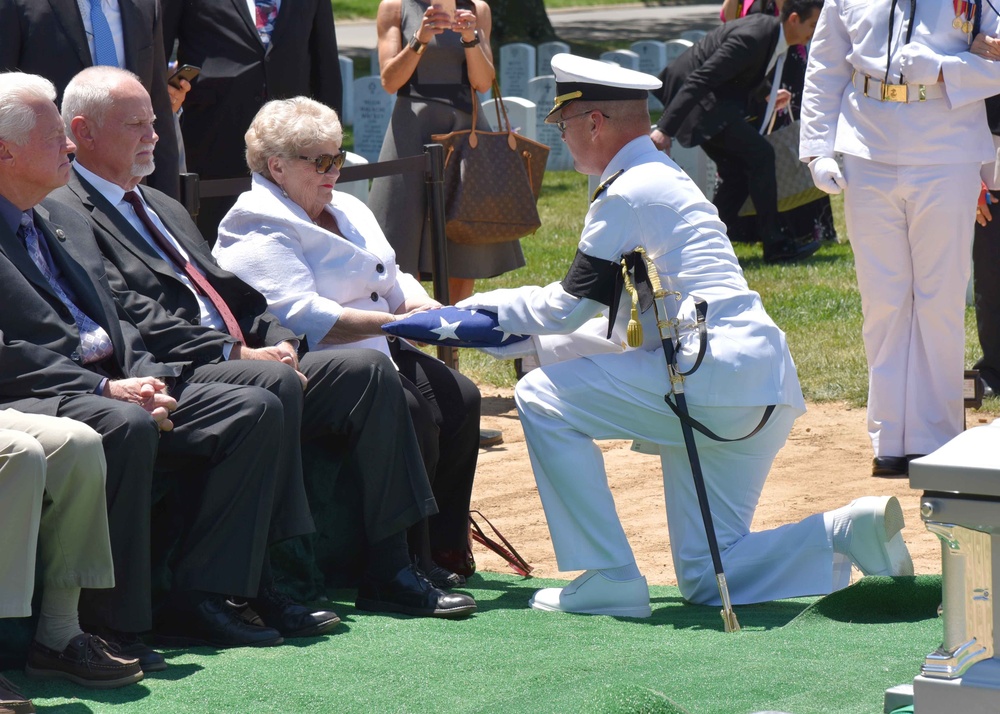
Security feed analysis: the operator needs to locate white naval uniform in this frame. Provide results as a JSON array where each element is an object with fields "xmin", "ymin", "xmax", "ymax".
[
  {"xmin": 800, "ymin": 0, "xmax": 1000, "ymax": 458},
  {"xmin": 462, "ymin": 137, "xmax": 854, "ymax": 606},
  {"xmin": 214, "ymin": 173, "xmax": 429, "ymax": 357}
]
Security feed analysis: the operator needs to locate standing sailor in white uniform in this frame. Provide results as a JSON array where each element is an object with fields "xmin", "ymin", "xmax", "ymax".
[
  {"xmin": 800, "ymin": 0, "xmax": 1000, "ymax": 478},
  {"xmin": 459, "ymin": 54, "xmax": 914, "ymax": 617}
]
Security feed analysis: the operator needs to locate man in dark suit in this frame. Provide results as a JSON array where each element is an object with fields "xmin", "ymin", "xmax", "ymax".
[
  {"xmin": 0, "ymin": 71, "xmax": 337, "ymax": 671},
  {"xmin": 163, "ymin": 0, "xmax": 343, "ymax": 242},
  {"xmin": 652, "ymin": 0, "xmax": 824, "ymax": 263},
  {"xmin": 50, "ymin": 66, "xmax": 478, "ymax": 618},
  {"xmin": 0, "ymin": 0, "xmax": 182, "ymax": 199}
]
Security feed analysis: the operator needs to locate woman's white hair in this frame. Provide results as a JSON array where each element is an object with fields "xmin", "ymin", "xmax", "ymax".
[
  {"xmin": 62, "ymin": 66, "xmax": 143, "ymax": 137},
  {"xmin": 246, "ymin": 96, "xmax": 343, "ymax": 179},
  {"xmin": 0, "ymin": 72, "xmax": 57, "ymax": 145}
]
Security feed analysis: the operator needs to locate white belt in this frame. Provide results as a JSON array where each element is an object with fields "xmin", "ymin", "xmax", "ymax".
[{"xmin": 851, "ymin": 70, "xmax": 944, "ymax": 103}]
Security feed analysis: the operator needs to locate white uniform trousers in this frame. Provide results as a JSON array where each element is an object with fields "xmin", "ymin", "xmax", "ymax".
[
  {"xmin": 515, "ymin": 354, "xmax": 842, "ymax": 606},
  {"xmin": 841, "ymin": 156, "xmax": 980, "ymax": 458},
  {"xmin": 0, "ymin": 411, "xmax": 113, "ymax": 618}
]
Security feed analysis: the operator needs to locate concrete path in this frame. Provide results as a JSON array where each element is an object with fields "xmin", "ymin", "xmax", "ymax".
[{"xmin": 336, "ymin": 2, "xmax": 720, "ymax": 54}]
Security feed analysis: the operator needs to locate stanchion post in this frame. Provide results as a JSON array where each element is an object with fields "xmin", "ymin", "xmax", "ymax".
[{"xmin": 425, "ymin": 143, "xmax": 456, "ymax": 369}]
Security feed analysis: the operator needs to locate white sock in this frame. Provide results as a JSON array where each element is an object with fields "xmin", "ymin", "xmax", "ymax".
[
  {"xmin": 825, "ymin": 506, "xmax": 855, "ymax": 557},
  {"xmin": 599, "ymin": 562, "xmax": 642, "ymax": 582},
  {"xmin": 35, "ymin": 587, "xmax": 84, "ymax": 651}
]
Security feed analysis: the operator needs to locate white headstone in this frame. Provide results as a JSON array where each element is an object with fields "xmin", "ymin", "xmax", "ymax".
[
  {"xmin": 499, "ymin": 43, "xmax": 536, "ymax": 99},
  {"xmin": 631, "ymin": 41, "xmax": 667, "ymax": 77},
  {"xmin": 481, "ymin": 97, "xmax": 536, "ymax": 140},
  {"xmin": 665, "ymin": 38, "xmax": 694, "ymax": 64},
  {"xmin": 537, "ymin": 41, "xmax": 570, "ymax": 75},
  {"xmin": 599, "ymin": 49, "xmax": 640, "ymax": 71},
  {"xmin": 370, "ymin": 48, "xmax": 381, "ymax": 76},
  {"xmin": 527, "ymin": 75, "xmax": 573, "ymax": 171},
  {"xmin": 352, "ymin": 76, "xmax": 397, "ymax": 162},
  {"xmin": 669, "ymin": 143, "xmax": 717, "ymax": 200},
  {"xmin": 680, "ymin": 29, "xmax": 707, "ymax": 43},
  {"xmin": 339, "ymin": 56, "xmax": 355, "ymax": 125},
  {"xmin": 335, "ymin": 151, "xmax": 370, "ymax": 203}
]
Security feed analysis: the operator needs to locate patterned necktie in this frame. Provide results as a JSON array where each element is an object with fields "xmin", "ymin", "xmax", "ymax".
[
  {"xmin": 254, "ymin": 0, "xmax": 279, "ymax": 48},
  {"xmin": 122, "ymin": 192, "xmax": 246, "ymax": 343},
  {"xmin": 89, "ymin": 0, "xmax": 119, "ymax": 66},
  {"xmin": 18, "ymin": 213, "xmax": 114, "ymax": 365}
]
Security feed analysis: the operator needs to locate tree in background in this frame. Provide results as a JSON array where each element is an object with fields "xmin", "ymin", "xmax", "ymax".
[{"xmin": 487, "ymin": 0, "xmax": 558, "ymax": 45}]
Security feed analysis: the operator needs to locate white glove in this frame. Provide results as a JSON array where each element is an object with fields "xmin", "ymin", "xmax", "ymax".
[
  {"xmin": 899, "ymin": 43, "xmax": 945, "ymax": 85},
  {"xmin": 808, "ymin": 157, "xmax": 847, "ymax": 195}
]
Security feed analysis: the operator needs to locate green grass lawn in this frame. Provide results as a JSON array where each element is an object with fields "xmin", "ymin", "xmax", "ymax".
[{"xmin": 439, "ymin": 170, "xmax": 995, "ymax": 415}]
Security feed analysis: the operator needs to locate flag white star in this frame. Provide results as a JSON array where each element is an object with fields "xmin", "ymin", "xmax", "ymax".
[
  {"xmin": 492, "ymin": 324, "xmax": 516, "ymax": 343},
  {"xmin": 430, "ymin": 316, "xmax": 462, "ymax": 341}
]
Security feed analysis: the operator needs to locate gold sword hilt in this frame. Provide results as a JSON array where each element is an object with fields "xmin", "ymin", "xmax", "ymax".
[{"xmin": 633, "ymin": 248, "xmax": 684, "ymax": 391}]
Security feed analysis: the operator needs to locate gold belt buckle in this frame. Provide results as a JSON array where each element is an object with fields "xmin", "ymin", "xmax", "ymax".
[{"xmin": 882, "ymin": 83, "xmax": 908, "ymax": 103}]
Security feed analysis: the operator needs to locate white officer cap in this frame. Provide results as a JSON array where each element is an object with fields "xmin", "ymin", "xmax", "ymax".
[{"xmin": 544, "ymin": 53, "xmax": 662, "ymax": 123}]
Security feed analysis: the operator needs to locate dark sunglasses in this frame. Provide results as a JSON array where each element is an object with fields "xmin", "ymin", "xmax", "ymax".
[{"xmin": 298, "ymin": 152, "xmax": 346, "ymax": 174}]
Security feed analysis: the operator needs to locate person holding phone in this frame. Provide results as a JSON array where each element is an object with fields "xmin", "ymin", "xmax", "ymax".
[{"xmin": 368, "ymin": 0, "xmax": 514, "ymax": 305}]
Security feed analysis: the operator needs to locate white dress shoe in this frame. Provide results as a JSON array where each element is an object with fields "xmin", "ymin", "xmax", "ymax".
[
  {"xmin": 528, "ymin": 570, "xmax": 651, "ymax": 618},
  {"xmin": 843, "ymin": 496, "xmax": 914, "ymax": 577}
]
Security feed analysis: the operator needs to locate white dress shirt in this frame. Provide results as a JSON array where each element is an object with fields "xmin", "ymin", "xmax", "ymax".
[
  {"xmin": 74, "ymin": 162, "xmax": 231, "ymax": 346},
  {"xmin": 75, "ymin": 0, "xmax": 126, "ymax": 67}
]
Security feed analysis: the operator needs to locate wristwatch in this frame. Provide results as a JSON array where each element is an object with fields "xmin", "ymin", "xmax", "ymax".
[
  {"xmin": 460, "ymin": 30, "xmax": 481, "ymax": 48},
  {"xmin": 408, "ymin": 35, "xmax": 427, "ymax": 55}
]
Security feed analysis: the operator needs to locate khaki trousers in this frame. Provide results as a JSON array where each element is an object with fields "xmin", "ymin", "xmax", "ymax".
[{"xmin": 0, "ymin": 410, "xmax": 113, "ymax": 618}]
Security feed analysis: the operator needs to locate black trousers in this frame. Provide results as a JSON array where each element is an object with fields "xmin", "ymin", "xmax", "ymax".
[
  {"xmin": 190, "ymin": 348, "xmax": 436, "ymax": 546},
  {"xmin": 390, "ymin": 340, "xmax": 480, "ymax": 554},
  {"xmin": 700, "ymin": 118, "xmax": 778, "ymax": 244},
  {"xmin": 974, "ymin": 195, "xmax": 1000, "ymax": 391},
  {"xmin": 13, "ymin": 380, "xmax": 287, "ymax": 633}
]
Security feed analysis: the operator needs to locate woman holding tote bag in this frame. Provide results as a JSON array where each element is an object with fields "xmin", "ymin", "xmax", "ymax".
[{"xmin": 368, "ymin": 0, "xmax": 525, "ymax": 304}]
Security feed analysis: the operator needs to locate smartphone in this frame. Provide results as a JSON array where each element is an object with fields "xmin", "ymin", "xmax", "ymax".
[
  {"xmin": 437, "ymin": 0, "xmax": 456, "ymax": 24},
  {"xmin": 168, "ymin": 64, "xmax": 200, "ymax": 88}
]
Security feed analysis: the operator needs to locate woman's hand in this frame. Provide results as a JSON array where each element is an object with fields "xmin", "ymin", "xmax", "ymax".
[
  {"xmin": 775, "ymin": 88, "xmax": 792, "ymax": 112},
  {"xmin": 452, "ymin": 8, "xmax": 478, "ymax": 42},
  {"xmin": 972, "ymin": 33, "xmax": 1000, "ymax": 61},
  {"xmin": 415, "ymin": 5, "xmax": 453, "ymax": 44}
]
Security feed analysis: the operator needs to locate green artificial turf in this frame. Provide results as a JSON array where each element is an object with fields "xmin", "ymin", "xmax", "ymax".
[{"xmin": 7, "ymin": 574, "xmax": 942, "ymax": 714}]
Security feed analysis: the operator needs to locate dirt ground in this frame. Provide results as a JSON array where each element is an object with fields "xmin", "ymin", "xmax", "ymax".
[{"xmin": 469, "ymin": 390, "xmax": 996, "ymax": 587}]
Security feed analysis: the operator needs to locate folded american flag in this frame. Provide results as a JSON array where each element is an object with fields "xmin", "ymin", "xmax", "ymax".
[{"xmin": 382, "ymin": 306, "xmax": 529, "ymax": 348}]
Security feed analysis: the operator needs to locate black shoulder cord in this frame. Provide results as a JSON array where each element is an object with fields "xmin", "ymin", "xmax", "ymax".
[{"xmin": 885, "ymin": 0, "xmax": 917, "ymax": 86}]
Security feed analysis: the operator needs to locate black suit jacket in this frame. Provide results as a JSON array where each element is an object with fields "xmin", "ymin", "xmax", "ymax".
[
  {"xmin": 0, "ymin": 202, "xmax": 189, "ymax": 410},
  {"xmin": 656, "ymin": 13, "xmax": 781, "ymax": 148},
  {"xmin": 50, "ymin": 169, "xmax": 300, "ymax": 353},
  {"xmin": 0, "ymin": 0, "xmax": 181, "ymax": 199},
  {"xmin": 163, "ymin": 0, "xmax": 343, "ymax": 181}
]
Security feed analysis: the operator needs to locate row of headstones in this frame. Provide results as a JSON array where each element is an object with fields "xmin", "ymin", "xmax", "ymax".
[{"xmin": 341, "ymin": 32, "xmax": 716, "ymax": 197}]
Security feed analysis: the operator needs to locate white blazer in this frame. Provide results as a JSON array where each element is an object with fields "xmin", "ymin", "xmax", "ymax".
[{"xmin": 213, "ymin": 173, "xmax": 429, "ymax": 356}]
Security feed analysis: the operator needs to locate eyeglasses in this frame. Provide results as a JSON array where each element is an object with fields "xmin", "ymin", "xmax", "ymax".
[
  {"xmin": 297, "ymin": 152, "xmax": 347, "ymax": 174},
  {"xmin": 556, "ymin": 109, "xmax": 610, "ymax": 134}
]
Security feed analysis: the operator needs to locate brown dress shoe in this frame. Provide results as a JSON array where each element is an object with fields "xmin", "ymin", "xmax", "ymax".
[
  {"xmin": 0, "ymin": 674, "xmax": 35, "ymax": 713},
  {"xmin": 25, "ymin": 634, "xmax": 143, "ymax": 689}
]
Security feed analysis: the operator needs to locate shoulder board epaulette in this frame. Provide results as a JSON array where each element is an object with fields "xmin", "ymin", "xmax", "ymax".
[{"xmin": 590, "ymin": 169, "xmax": 625, "ymax": 203}]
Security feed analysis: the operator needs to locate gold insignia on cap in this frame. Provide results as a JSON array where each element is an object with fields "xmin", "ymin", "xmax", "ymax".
[{"xmin": 552, "ymin": 90, "xmax": 583, "ymax": 109}]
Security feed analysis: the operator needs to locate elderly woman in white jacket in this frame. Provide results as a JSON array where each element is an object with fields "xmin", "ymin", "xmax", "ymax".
[{"xmin": 213, "ymin": 97, "xmax": 482, "ymax": 587}]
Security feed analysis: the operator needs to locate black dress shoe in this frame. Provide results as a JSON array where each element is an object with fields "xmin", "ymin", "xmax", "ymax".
[
  {"xmin": 154, "ymin": 595, "xmax": 284, "ymax": 648},
  {"xmin": 244, "ymin": 585, "xmax": 340, "ymax": 638},
  {"xmin": 872, "ymin": 456, "xmax": 909, "ymax": 478},
  {"xmin": 0, "ymin": 674, "xmax": 35, "ymax": 713},
  {"xmin": 763, "ymin": 237, "xmax": 822, "ymax": 264},
  {"xmin": 25, "ymin": 634, "xmax": 143, "ymax": 689},
  {"xmin": 356, "ymin": 564, "xmax": 477, "ymax": 619},
  {"xmin": 83, "ymin": 626, "xmax": 166, "ymax": 673},
  {"xmin": 422, "ymin": 564, "xmax": 466, "ymax": 589}
]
